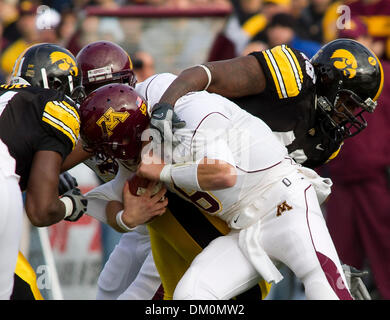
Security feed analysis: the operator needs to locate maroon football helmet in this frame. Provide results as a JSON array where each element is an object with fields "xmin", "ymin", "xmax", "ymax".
[
  {"xmin": 76, "ymin": 41, "xmax": 136, "ymax": 95},
  {"xmin": 79, "ymin": 83, "xmax": 150, "ymax": 161}
]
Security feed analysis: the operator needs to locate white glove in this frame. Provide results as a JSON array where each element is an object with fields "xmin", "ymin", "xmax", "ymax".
[{"xmin": 342, "ymin": 264, "xmax": 371, "ymax": 300}]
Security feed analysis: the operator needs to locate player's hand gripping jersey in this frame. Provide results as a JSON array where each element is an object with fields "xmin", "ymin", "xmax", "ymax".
[
  {"xmin": 0, "ymin": 84, "xmax": 80, "ymax": 190},
  {"xmin": 233, "ymin": 45, "xmax": 342, "ymax": 168}
]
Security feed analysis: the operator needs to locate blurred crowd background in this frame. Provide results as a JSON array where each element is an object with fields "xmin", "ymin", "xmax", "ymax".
[
  {"xmin": 2, "ymin": 0, "xmax": 390, "ymax": 300},
  {"xmin": 1, "ymin": 0, "xmax": 390, "ymax": 82}
]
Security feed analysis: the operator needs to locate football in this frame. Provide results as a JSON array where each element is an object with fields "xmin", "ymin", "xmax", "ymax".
[{"xmin": 128, "ymin": 175, "xmax": 164, "ymax": 197}]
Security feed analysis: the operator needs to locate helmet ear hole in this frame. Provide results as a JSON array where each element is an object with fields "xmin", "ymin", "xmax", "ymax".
[{"xmin": 51, "ymin": 78, "xmax": 63, "ymax": 91}]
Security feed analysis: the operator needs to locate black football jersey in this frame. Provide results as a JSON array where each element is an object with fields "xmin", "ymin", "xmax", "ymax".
[
  {"xmin": 0, "ymin": 84, "xmax": 80, "ymax": 190},
  {"xmin": 233, "ymin": 44, "xmax": 342, "ymax": 168}
]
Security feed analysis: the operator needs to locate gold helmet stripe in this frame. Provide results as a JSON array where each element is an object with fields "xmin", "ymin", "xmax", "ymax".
[
  {"xmin": 372, "ymin": 52, "xmax": 384, "ymax": 102},
  {"xmin": 11, "ymin": 46, "xmax": 31, "ymax": 78}
]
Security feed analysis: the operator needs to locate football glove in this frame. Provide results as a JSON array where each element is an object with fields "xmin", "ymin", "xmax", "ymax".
[
  {"xmin": 342, "ymin": 264, "xmax": 371, "ymax": 300},
  {"xmin": 61, "ymin": 188, "xmax": 88, "ymax": 222},
  {"xmin": 150, "ymin": 102, "xmax": 186, "ymax": 143},
  {"xmin": 58, "ymin": 172, "xmax": 78, "ymax": 196}
]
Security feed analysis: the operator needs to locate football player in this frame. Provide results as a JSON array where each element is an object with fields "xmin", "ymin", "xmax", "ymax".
[
  {"xmin": 72, "ymin": 41, "xmax": 164, "ymax": 300},
  {"xmin": 150, "ymin": 38, "xmax": 384, "ymax": 169},
  {"xmin": 79, "ymin": 78, "xmax": 353, "ymax": 299},
  {"xmin": 145, "ymin": 38, "xmax": 383, "ymax": 299},
  {"xmin": 1, "ymin": 43, "xmax": 87, "ymax": 226},
  {"xmin": 0, "ymin": 139, "xmax": 24, "ymax": 299},
  {"xmin": 0, "ymin": 43, "xmax": 86, "ymax": 299}
]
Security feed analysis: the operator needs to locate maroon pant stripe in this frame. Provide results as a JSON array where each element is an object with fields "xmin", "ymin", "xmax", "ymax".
[
  {"xmin": 316, "ymin": 251, "xmax": 353, "ymax": 300},
  {"xmin": 304, "ymin": 185, "xmax": 353, "ymax": 300}
]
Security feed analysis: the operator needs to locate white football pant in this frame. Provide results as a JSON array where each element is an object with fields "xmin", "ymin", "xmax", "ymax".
[
  {"xmin": 174, "ymin": 173, "xmax": 353, "ymax": 300},
  {"xmin": 96, "ymin": 227, "xmax": 161, "ymax": 300},
  {"xmin": 0, "ymin": 172, "xmax": 23, "ymax": 299}
]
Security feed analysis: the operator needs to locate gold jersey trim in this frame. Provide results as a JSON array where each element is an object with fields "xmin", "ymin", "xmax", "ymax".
[
  {"xmin": 42, "ymin": 100, "xmax": 80, "ymax": 148},
  {"xmin": 262, "ymin": 45, "xmax": 303, "ymax": 99}
]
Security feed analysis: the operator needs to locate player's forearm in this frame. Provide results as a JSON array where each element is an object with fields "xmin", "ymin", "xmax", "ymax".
[
  {"xmin": 25, "ymin": 193, "xmax": 66, "ymax": 227},
  {"xmin": 26, "ymin": 150, "xmax": 68, "ymax": 226},
  {"xmin": 158, "ymin": 66, "xmax": 209, "ymax": 106},
  {"xmin": 106, "ymin": 200, "xmax": 128, "ymax": 233},
  {"xmin": 85, "ymin": 189, "xmax": 133, "ymax": 232},
  {"xmin": 139, "ymin": 157, "xmax": 237, "ymax": 190},
  {"xmin": 62, "ymin": 140, "xmax": 94, "ymax": 172},
  {"xmin": 197, "ymin": 160, "xmax": 237, "ymax": 190}
]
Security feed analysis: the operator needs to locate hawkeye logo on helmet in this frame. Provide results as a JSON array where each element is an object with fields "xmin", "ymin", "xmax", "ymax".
[
  {"xmin": 96, "ymin": 107, "xmax": 130, "ymax": 137},
  {"xmin": 331, "ymin": 49, "xmax": 358, "ymax": 79},
  {"xmin": 49, "ymin": 51, "xmax": 79, "ymax": 76}
]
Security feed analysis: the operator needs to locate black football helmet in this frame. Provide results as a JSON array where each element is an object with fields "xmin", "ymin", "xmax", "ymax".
[
  {"xmin": 76, "ymin": 41, "xmax": 136, "ymax": 95},
  {"xmin": 10, "ymin": 43, "xmax": 83, "ymax": 100},
  {"xmin": 311, "ymin": 38, "xmax": 384, "ymax": 141}
]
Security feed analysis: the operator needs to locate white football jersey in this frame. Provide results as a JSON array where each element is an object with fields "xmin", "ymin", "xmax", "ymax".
[
  {"xmin": 0, "ymin": 139, "xmax": 18, "ymax": 179},
  {"xmin": 136, "ymin": 73, "xmax": 296, "ymax": 226}
]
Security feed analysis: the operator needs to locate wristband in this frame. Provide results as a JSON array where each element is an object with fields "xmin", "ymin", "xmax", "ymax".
[
  {"xmin": 159, "ymin": 164, "xmax": 172, "ymax": 184},
  {"xmin": 59, "ymin": 196, "xmax": 73, "ymax": 219},
  {"xmin": 115, "ymin": 210, "xmax": 136, "ymax": 232},
  {"xmin": 197, "ymin": 64, "xmax": 212, "ymax": 91},
  {"xmin": 171, "ymin": 162, "xmax": 202, "ymax": 191}
]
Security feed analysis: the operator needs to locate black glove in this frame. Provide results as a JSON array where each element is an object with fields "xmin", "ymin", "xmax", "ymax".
[
  {"xmin": 58, "ymin": 172, "xmax": 78, "ymax": 196},
  {"xmin": 150, "ymin": 102, "xmax": 186, "ymax": 143},
  {"xmin": 61, "ymin": 188, "xmax": 88, "ymax": 222}
]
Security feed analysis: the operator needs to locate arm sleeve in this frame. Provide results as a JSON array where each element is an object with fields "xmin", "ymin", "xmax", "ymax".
[
  {"xmin": 85, "ymin": 164, "xmax": 135, "ymax": 224},
  {"xmin": 85, "ymin": 197, "xmax": 110, "ymax": 224},
  {"xmin": 84, "ymin": 178, "xmax": 118, "ymax": 224}
]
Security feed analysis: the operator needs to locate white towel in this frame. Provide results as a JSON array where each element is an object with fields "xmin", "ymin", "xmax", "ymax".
[
  {"xmin": 238, "ymin": 220, "xmax": 283, "ymax": 284},
  {"xmin": 297, "ymin": 166, "xmax": 333, "ymax": 205}
]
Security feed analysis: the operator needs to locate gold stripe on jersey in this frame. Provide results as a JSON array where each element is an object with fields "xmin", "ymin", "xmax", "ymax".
[
  {"xmin": 42, "ymin": 101, "xmax": 80, "ymax": 147},
  {"xmin": 0, "ymin": 84, "xmax": 28, "ymax": 89},
  {"xmin": 14, "ymin": 252, "xmax": 44, "ymax": 300},
  {"xmin": 263, "ymin": 49, "xmax": 284, "ymax": 99},
  {"xmin": 55, "ymin": 100, "xmax": 80, "ymax": 123},
  {"xmin": 285, "ymin": 45, "xmax": 303, "ymax": 84},
  {"xmin": 326, "ymin": 143, "xmax": 343, "ymax": 163},
  {"xmin": 262, "ymin": 45, "xmax": 303, "ymax": 99}
]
